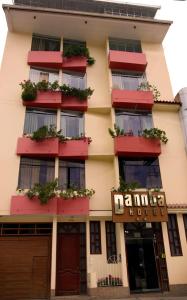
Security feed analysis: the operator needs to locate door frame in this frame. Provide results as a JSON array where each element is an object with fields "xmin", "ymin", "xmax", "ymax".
[{"xmin": 56, "ymin": 222, "xmax": 87, "ymax": 296}]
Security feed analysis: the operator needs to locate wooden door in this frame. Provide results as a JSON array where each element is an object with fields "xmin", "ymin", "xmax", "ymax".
[
  {"xmin": 0, "ymin": 236, "xmax": 51, "ymax": 300},
  {"xmin": 152, "ymin": 223, "xmax": 169, "ymax": 291},
  {"xmin": 56, "ymin": 233, "xmax": 80, "ymax": 295}
]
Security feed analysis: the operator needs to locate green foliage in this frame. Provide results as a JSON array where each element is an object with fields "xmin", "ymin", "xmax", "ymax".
[
  {"xmin": 60, "ymin": 84, "xmax": 93, "ymax": 100},
  {"xmin": 26, "ymin": 179, "xmax": 58, "ymax": 204},
  {"xmin": 112, "ymin": 177, "xmax": 140, "ymax": 193},
  {"xmin": 142, "ymin": 128, "xmax": 168, "ymax": 144},
  {"xmin": 20, "ymin": 80, "xmax": 94, "ymax": 102},
  {"xmin": 24, "ymin": 179, "xmax": 95, "ymax": 204},
  {"xmin": 108, "ymin": 124, "xmax": 125, "ymax": 138},
  {"xmin": 36, "ymin": 80, "xmax": 49, "ymax": 91},
  {"xmin": 31, "ymin": 125, "xmax": 64, "ymax": 141},
  {"xmin": 60, "ymin": 188, "xmax": 95, "ymax": 199},
  {"xmin": 137, "ymin": 81, "xmax": 161, "ymax": 101},
  {"xmin": 20, "ymin": 80, "xmax": 37, "ymax": 101},
  {"xmin": 63, "ymin": 44, "xmax": 95, "ymax": 66}
]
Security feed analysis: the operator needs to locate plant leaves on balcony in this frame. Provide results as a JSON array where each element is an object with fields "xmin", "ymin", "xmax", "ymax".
[
  {"xmin": 20, "ymin": 80, "xmax": 94, "ymax": 101},
  {"xmin": 63, "ymin": 44, "xmax": 95, "ymax": 65},
  {"xmin": 111, "ymin": 177, "xmax": 140, "ymax": 193}
]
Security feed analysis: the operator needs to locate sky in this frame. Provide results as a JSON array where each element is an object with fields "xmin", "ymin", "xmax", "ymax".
[{"xmin": 0, "ymin": 0, "xmax": 187, "ymax": 96}]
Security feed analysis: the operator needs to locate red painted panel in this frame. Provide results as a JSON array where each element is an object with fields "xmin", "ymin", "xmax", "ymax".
[
  {"xmin": 28, "ymin": 51, "xmax": 62, "ymax": 69},
  {"xmin": 23, "ymin": 91, "xmax": 62, "ymax": 108},
  {"xmin": 62, "ymin": 56, "xmax": 87, "ymax": 72},
  {"xmin": 61, "ymin": 95, "xmax": 87, "ymax": 111},
  {"xmin": 58, "ymin": 139, "xmax": 88, "ymax": 159},
  {"xmin": 112, "ymin": 89, "xmax": 154, "ymax": 110},
  {"xmin": 109, "ymin": 50, "xmax": 147, "ymax": 72},
  {"xmin": 114, "ymin": 136, "xmax": 161, "ymax": 157},
  {"xmin": 17, "ymin": 137, "xmax": 59, "ymax": 157},
  {"xmin": 10, "ymin": 195, "xmax": 57, "ymax": 215},
  {"xmin": 58, "ymin": 197, "xmax": 89, "ymax": 215}
]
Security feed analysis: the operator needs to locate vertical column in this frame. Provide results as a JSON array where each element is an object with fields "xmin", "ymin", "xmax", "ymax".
[
  {"xmin": 116, "ymin": 223, "xmax": 129, "ymax": 289},
  {"xmin": 50, "ymin": 216, "xmax": 57, "ymax": 296}
]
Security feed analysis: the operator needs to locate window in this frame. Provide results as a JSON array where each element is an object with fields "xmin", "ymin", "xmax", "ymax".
[
  {"xmin": 29, "ymin": 67, "xmax": 59, "ymax": 84},
  {"xmin": 31, "ymin": 34, "xmax": 61, "ymax": 51},
  {"xmin": 119, "ymin": 158, "xmax": 162, "ymax": 189},
  {"xmin": 109, "ymin": 38, "xmax": 142, "ymax": 53},
  {"xmin": 63, "ymin": 38, "xmax": 86, "ymax": 50},
  {"xmin": 18, "ymin": 158, "xmax": 55, "ymax": 189},
  {"xmin": 23, "ymin": 108, "xmax": 57, "ymax": 134},
  {"xmin": 90, "ymin": 221, "xmax": 101, "ymax": 254},
  {"xmin": 61, "ymin": 111, "xmax": 84, "ymax": 137},
  {"xmin": 112, "ymin": 71, "xmax": 145, "ymax": 90},
  {"xmin": 105, "ymin": 221, "xmax": 117, "ymax": 262},
  {"xmin": 116, "ymin": 110, "xmax": 153, "ymax": 136},
  {"xmin": 183, "ymin": 214, "xmax": 187, "ymax": 241},
  {"xmin": 167, "ymin": 214, "xmax": 182, "ymax": 256},
  {"xmin": 59, "ymin": 160, "xmax": 85, "ymax": 189},
  {"xmin": 63, "ymin": 71, "xmax": 86, "ymax": 89}
]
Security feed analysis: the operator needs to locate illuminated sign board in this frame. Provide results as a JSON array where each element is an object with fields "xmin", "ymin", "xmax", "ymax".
[{"xmin": 111, "ymin": 191, "xmax": 168, "ymax": 222}]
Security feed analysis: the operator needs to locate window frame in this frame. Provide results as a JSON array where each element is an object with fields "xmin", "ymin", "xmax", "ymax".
[
  {"xmin": 167, "ymin": 214, "xmax": 183, "ymax": 256},
  {"xmin": 109, "ymin": 38, "xmax": 142, "ymax": 53},
  {"xmin": 90, "ymin": 221, "xmax": 102, "ymax": 255},
  {"xmin": 119, "ymin": 157, "xmax": 162, "ymax": 189},
  {"xmin": 112, "ymin": 70, "xmax": 146, "ymax": 90},
  {"xmin": 115, "ymin": 109, "xmax": 153, "ymax": 136},
  {"xmin": 105, "ymin": 221, "xmax": 117, "ymax": 262},
  {"xmin": 29, "ymin": 67, "xmax": 59, "ymax": 84},
  {"xmin": 31, "ymin": 34, "xmax": 61, "ymax": 51},
  {"xmin": 183, "ymin": 214, "xmax": 187, "ymax": 241},
  {"xmin": 18, "ymin": 157, "xmax": 55, "ymax": 189},
  {"xmin": 60, "ymin": 110, "xmax": 84, "ymax": 138},
  {"xmin": 58, "ymin": 160, "xmax": 85, "ymax": 190},
  {"xmin": 23, "ymin": 108, "xmax": 57, "ymax": 134}
]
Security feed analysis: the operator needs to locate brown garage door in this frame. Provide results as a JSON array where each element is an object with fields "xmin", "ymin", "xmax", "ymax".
[{"xmin": 0, "ymin": 228, "xmax": 51, "ymax": 300}]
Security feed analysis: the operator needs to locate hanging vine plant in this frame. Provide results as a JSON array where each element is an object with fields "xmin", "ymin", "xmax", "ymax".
[{"xmin": 63, "ymin": 44, "xmax": 95, "ymax": 66}]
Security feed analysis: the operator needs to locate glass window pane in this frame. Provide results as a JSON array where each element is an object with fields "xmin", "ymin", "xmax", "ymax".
[
  {"xmin": 23, "ymin": 108, "xmax": 57, "ymax": 134},
  {"xmin": 59, "ymin": 160, "xmax": 85, "ymax": 189},
  {"xmin": 18, "ymin": 158, "xmax": 55, "ymax": 189},
  {"xmin": 61, "ymin": 111, "xmax": 84, "ymax": 137}
]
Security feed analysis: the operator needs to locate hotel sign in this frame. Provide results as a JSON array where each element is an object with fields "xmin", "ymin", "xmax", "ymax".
[{"xmin": 111, "ymin": 191, "xmax": 168, "ymax": 222}]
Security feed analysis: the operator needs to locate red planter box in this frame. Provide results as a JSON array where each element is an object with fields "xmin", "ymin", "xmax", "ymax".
[
  {"xmin": 10, "ymin": 195, "xmax": 57, "ymax": 215},
  {"xmin": 61, "ymin": 94, "xmax": 87, "ymax": 111},
  {"xmin": 109, "ymin": 50, "xmax": 147, "ymax": 72},
  {"xmin": 114, "ymin": 136, "xmax": 161, "ymax": 157},
  {"xmin": 112, "ymin": 89, "xmax": 154, "ymax": 110},
  {"xmin": 57, "ymin": 197, "xmax": 89, "ymax": 215},
  {"xmin": 58, "ymin": 139, "xmax": 89, "ymax": 159},
  {"xmin": 62, "ymin": 56, "xmax": 87, "ymax": 72},
  {"xmin": 17, "ymin": 137, "xmax": 59, "ymax": 157},
  {"xmin": 28, "ymin": 51, "xmax": 63, "ymax": 69},
  {"xmin": 23, "ymin": 91, "xmax": 62, "ymax": 108}
]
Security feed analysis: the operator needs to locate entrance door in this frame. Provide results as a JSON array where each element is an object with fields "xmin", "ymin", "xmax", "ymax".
[
  {"xmin": 56, "ymin": 223, "xmax": 86, "ymax": 296},
  {"xmin": 126, "ymin": 238, "xmax": 159, "ymax": 292}
]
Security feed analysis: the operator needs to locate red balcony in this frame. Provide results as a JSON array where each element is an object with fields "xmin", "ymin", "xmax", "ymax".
[
  {"xmin": 17, "ymin": 137, "xmax": 59, "ymax": 157},
  {"xmin": 109, "ymin": 50, "xmax": 147, "ymax": 72},
  {"xmin": 112, "ymin": 90, "xmax": 154, "ymax": 110},
  {"xmin": 10, "ymin": 195, "xmax": 57, "ymax": 215},
  {"xmin": 59, "ymin": 139, "xmax": 89, "ymax": 159},
  {"xmin": 10, "ymin": 196, "xmax": 89, "ymax": 216},
  {"xmin": 23, "ymin": 91, "xmax": 62, "ymax": 108},
  {"xmin": 57, "ymin": 197, "xmax": 89, "ymax": 215},
  {"xmin": 114, "ymin": 136, "xmax": 161, "ymax": 157},
  {"xmin": 61, "ymin": 95, "xmax": 87, "ymax": 111},
  {"xmin": 62, "ymin": 56, "xmax": 87, "ymax": 72},
  {"xmin": 28, "ymin": 51, "xmax": 63, "ymax": 69}
]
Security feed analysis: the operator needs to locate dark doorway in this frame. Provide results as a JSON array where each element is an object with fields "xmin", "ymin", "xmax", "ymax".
[
  {"xmin": 125, "ymin": 223, "xmax": 164, "ymax": 293},
  {"xmin": 56, "ymin": 223, "xmax": 86, "ymax": 296}
]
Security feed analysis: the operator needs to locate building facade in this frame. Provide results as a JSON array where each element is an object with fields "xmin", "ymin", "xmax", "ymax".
[{"xmin": 0, "ymin": 0, "xmax": 187, "ymax": 299}]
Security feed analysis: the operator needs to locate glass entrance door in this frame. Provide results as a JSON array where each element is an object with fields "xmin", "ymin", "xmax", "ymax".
[
  {"xmin": 126, "ymin": 238, "xmax": 159, "ymax": 292},
  {"xmin": 124, "ymin": 223, "xmax": 160, "ymax": 293}
]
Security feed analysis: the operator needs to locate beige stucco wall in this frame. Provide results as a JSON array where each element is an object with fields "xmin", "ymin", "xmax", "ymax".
[
  {"xmin": 0, "ymin": 32, "xmax": 31, "ymax": 214},
  {"xmin": 153, "ymin": 107, "xmax": 187, "ymax": 205},
  {"xmin": 162, "ymin": 214, "xmax": 187, "ymax": 285},
  {"xmin": 142, "ymin": 43, "xmax": 173, "ymax": 100}
]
